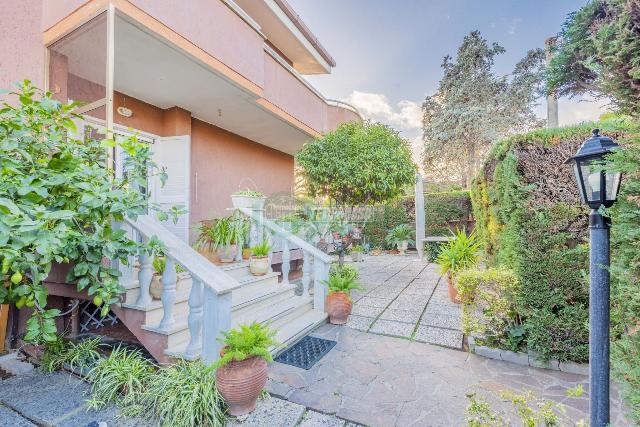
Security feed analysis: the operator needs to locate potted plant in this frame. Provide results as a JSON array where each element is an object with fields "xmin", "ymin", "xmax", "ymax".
[
  {"xmin": 323, "ymin": 265, "xmax": 362, "ymax": 324},
  {"xmin": 150, "ymin": 257, "xmax": 186, "ymax": 300},
  {"xmin": 231, "ymin": 189, "xmax": 266, "ymax": 210},
  {"xmin": 385, "ymin": 224, "xmax": 415, "ymax": 255},
  {"xmin": 211, "ymin": 216, "xmax": 247, "ymax": 263},
  {"xmin": 195, "ymin": 220, "xmax": 220, "ymax": 264},
  {"xmin": 249, "ymin": 241, "xmax": 273, "ymax": 276},
  {"xmin": 215, "ymin": 322, "xmax": 278, "ymax": 416},
  {"xmin": 435, "ymin": 229, "xmax": 480, "ymax": 304},
  {"xmin": 350, "ymin": 245, "xmax": 364, "ymax": 262}
]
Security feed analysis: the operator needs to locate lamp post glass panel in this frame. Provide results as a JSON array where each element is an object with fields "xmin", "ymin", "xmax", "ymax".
[{"xmin": 566, "ymin": 129, "xmax": 621, "ymax": 427}]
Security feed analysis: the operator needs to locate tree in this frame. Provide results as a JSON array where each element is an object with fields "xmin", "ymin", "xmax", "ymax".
[
  {"xmin": 422, "ymin": 31, "xmax": 546, "ymax": 187},
  {"xmin": 548, "ymin": 0, "xmax": 640, "ymax": 116},
  {"xmin": 0, "ymin": 82, "xmax": 172, "ymax": 343},
  {"xmin": 296, "ymin": 121, "xmax": 416, "ymax": 207}
]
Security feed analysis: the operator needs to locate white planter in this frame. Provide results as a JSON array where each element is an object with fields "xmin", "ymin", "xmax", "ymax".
[
  {"xmin": 249, "ymin": 256, "xmax": 270, "ymax": 276},
  {"xmin": 398, "ymin": 241, "xmax": 408, "ymax": 255},
  {"xmin": 231, "ymin": 195, "xmax": 266, "ymax": 210},
  {"xmin": 351, "ymin": 252, "xmax": 364, "ymax": 262}
]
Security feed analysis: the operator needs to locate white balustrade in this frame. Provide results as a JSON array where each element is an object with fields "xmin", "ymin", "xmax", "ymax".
[
  {"xmin": 302, "ymin": 251, "xmax": 311, "ymax": 297},
  {"xmin": 123, "ymin": 215, "xmax": 241, "ymax": 364},
  {"xmin": 159, "ymin": 256, "xmax": 177, "ymax": 330},
  {"xmin": 281, "ymin": 237, "xmax": 290, "ymax": 285},
  {"xmin": 185, "ymin": 278, "xmax": 203, "ymax": 358},
  {"xmin": 313, "ymin": 259, "xmax": 330, "ymax": 312}
]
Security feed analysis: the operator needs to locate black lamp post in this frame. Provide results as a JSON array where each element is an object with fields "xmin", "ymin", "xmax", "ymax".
[{"xmin": 565, "ymin": 129, "xmax": 621, "ymax": 427}]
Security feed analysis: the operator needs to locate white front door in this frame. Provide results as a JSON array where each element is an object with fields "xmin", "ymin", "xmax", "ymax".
[{"xmin": 150, "ymin": 135, "xmax": 191, "ymax": 243}]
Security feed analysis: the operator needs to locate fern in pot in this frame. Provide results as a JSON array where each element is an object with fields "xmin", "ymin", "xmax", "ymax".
[
  {"xmin": 324, "ymin": 265, "xmax": 362, "ymax": 324},
  {"xmin": 214, "ymin": 322, "xmax": 278, "ymax": 416},
  {"xmin": 150, "ymin": 257, "xmax": 186, "ymax": 300},
  {"xmin": 385, "ymin": 224, "xmax": 415, "ymax": 255},
  {"xmin": 435, "ymin": 229, "xmax": 480, "ymax": 304},
  {"xmin": 249, "ymin": 241, "xmax": 273, "ymax": 276}
]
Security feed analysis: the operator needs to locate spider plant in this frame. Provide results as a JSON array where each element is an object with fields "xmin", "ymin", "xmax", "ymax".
[
  {"xmin": 143, "ymin": 361, "xmax": 225, "ymax": 427},
  {"xmin": 41, "ymin": 337, "xmax": 103, "ymax": 373},
  {"xmin": 209, "ymin": 216, "xmax": 248, "ymax": 249},
  {"xmin": 86, "ymin": 346, "xmax": 155, "ymax": 410}
]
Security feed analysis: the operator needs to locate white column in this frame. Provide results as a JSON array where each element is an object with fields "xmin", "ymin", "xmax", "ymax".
[
  {"xmin": 415, "ymin": 173, "xmax": 426, "ymax": 261},
  {"xmin": 313, "ymin": 260, "xmax": 329, "ymax": 312},
  {"xmin": 185, "ymin": 278, "xmax": 204, "ymax": 358},
  {"xmin": 281, "ymin": 237, "xmax": 290, "ymax": 285},
  {"xmin": 159, "ymin": 256, "xmax": 177, "ymax": 330},
  {"xmin": 136, "ymin": 247, "xmax": 153, "ymax": 307},
  {"xmin": 202, "ymin": 289, "xmax": 232, "ymax": 365},
  {"xmin": 302, "ymin": 251, "xmax": 311, "ymax": 297}
]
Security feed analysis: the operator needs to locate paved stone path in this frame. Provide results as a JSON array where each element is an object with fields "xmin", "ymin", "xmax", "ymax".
[
  {"xmin": 346, "ymin": 254, "xmax": 463, "ymax": 349},
  {"xmin": 268, "ymin": 254, "xmax": 631, "ymax": 427}
]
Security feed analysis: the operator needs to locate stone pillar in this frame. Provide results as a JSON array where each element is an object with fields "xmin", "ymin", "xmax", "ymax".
[
  {"xmin": 415, "ymin": 173, "xmax": 425, "ymax": 260},
  {"xmin": 545, "ymin": 37, "xmax": 559, "ymax": 129}
]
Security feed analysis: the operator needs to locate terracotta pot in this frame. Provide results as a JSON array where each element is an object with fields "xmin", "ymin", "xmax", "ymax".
[
  {"xmin": 249, "ymin": 256, "xmax": 270, "ymax": 276},
  {"xmin": 150, "ymin": 275, "xmax": 184, "ymax": 300},
  {"xmin": 198, "ymin": 248, "xmax": 220, "ymax": 264},
  {"xmin": 371, "ymin": 249, "xmax": 382, "ymax": 256},
  {"xmin": 448, "ymin": 275, "xmax": 461, "ymax": 304},
  {"xmin": 216, "ymin": 356, "xmax": 268, "ymax": 416},
  {"xmin": 242, "ymin": 248, "xmax": 252, "ymax": 260},
  {"xmin": 217, "ymin": 244, "xmax": 238, "ymax": 263},
  {"xmin": 326, "ymin": 291, "xmax": 352, "ymax": 324}
]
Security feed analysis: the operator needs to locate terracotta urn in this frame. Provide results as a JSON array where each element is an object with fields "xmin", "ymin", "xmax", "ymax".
[
  {"xmin": 326, "ymin": 291, "xmax": 352, "ymax": 324},
  {"xmin": 447, "ymin": 274, "xmax": 461, "ymax": 304},
  {"xmin": 198, "ymin": 248, "xmax": 220, "ymax": 264},
  {"xmin": 216, "ymin": 356, "xmax": 268, "ymax": 416},
  {"xmin": 217, "ymin": 244, "xmax": 238, "ymax": 263},
  {"xmin": 249, "ymin": 256, "xmax": 269, "ymax": 276}
]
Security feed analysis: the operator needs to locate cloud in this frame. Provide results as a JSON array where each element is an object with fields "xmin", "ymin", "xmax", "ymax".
[
  {"xmin": 507, "ymin": 18, "xmax": 522, "ymax": 35},
  {"xmin": 343, "ymin": 91, "xmax": 422, "ymax": 131}
]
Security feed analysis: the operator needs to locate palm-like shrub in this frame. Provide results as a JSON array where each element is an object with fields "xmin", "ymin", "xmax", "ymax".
[
  {"xmin": 435, "ymin": 229, "xmax": 481, "ymax": 277},
  {"xmin": 214, "ymin": 322, "xmax": 278, "ymax": 368},
  {"xmin": 384, "ymin": 224, "xmax": 415, "ymax": 249}
]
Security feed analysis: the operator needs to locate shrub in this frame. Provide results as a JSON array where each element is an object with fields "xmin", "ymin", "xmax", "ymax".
[
  {"xmin": 457, "ymin": 269, "xmax": 522, "ymax": 352},
  {"xmin": 470, "ymin": 119, "xmax": 636, "ymax": 362},
  {"xmin": 362, "ymin": 199, "xmax": 409, "ymax": 249},
  {"xmin": 384, "ymin": 224, "xmax": 415, "ymax": 249},
  {"xmin": 250, "ymin": 241, "xmax": 272, "ymax": 257},
  {"xmin": 435, "ymin": 230, "xmax": 480, "ymax": 278},
  {"xmin": 424, "ymin": 190, "xmax": 472, "ymax": 235},
  {"xmin": 214, "ymin": 322, "xmax": 278, "ymax": 368},
  {"xmin": 143, "ymin": 361, "xmax": 225, "ymax": 427}
]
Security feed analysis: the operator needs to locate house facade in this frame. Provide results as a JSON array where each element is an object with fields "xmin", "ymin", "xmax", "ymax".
[
  {"xmin": 2, "ymin": 0, "xmax": 361, "ymax": 241},
  {"xmin": 1, "ymin": 0, "xmax": 360, "ymax": 363}
]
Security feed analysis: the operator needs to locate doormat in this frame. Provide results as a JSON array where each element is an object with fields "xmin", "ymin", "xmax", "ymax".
[{"xmin": 275, "ymin": 335, "xmax": 336, "ymax": 370}]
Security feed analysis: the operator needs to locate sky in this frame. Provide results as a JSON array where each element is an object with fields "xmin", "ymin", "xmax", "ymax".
[{"xmin": 288, "ymin": 0, "xmax": 609, "ymax": 156}]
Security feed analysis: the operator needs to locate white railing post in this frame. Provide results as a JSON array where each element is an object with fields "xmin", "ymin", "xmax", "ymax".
[
  {"xmin": 302, "ymin": 251, "xmax": 311, "ymax": 297},
  {"xmin": 313, "ymin": 260, "xmax": 330, "ymax": 312},
  {"xmin": 136, "ymin": 246, "xmax": 153, "ymax": 307},
  {"xmin": 185, "ymin": 278, "xmax": 203, "ymax": 358},
  {"xmin": 281, "ymin": 236, "xmax": 290, "ymax": 285},
  {"xmin": 202, "ymin": 288, "xmax": 232, "ymax": 365},
  {"xmin": 159, "ymin": 255, "xmax": 177, "ymax": 330},
  {"xmin": 252, "ymin": 203, "xmax": 265, "ymax": 245}
]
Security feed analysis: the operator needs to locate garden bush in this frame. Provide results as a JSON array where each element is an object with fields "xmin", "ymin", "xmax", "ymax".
[
  {"xmin": 471, "ymin": 118, "xmax": 636, "ymax": 363},
  {"xmin": 457, "ymin": 269, "xmax": 522, "ymax": 352}
]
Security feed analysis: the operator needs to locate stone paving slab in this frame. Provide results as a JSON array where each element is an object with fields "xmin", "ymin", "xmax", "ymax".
[
  {"xmin": 0, "ymin": 404, "xmax": 36, "ymax": 427},
  {"xmin": 344, "ymin": 315, "xmax": 375, "ymax": 332},
  {"xmin": 226, "ymin": 396, "xmax": 305, "ymax": 427},
  {"xmin": 414, "ymin": 325, "xmax": 463, "ymax": 348},
  {"xmin": 369, "ymin": 319, "xmax": 414, "ymax": 338},
  {"xmin": 298, "ymin": 410, "xmax": 345, "ymax": 427},
  {"xmin": 378, "ymin": 308, "xmax": 423, "ymax": 323},
  {"xmin": 268, "ymin": 324, "xmax": 629, "ymax": 427}
]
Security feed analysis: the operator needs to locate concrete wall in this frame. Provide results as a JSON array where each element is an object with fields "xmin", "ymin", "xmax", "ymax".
[
  {"xmin": 190, "ymin": 118, "xmax": 294, "ymax": 223},
  {"xmin": 0, "ymin": 0, "xmax": 45, "ymax": 95}
]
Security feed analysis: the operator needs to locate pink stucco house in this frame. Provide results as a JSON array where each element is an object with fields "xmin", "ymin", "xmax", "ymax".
[{"xmin": 1, "ymin": 0, "xmax": 360, "ymax": 363}]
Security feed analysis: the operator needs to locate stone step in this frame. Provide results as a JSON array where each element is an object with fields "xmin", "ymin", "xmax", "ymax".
[
  {"xmin": 232, "ymin": 294, "xmax": 313, "ymax": 329},
  {"xmin": 271, "ymin": 309, "xmax": 328, "ymax": 355}
]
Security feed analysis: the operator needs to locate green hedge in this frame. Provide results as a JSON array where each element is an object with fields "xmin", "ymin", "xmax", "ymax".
[
  {"xmin": 471, "ymin": 119, "xmax": 636, "ymax": 363},
  {"xmin": 362, "ymin": 191, "xmax": 472, "ymax": 249}
]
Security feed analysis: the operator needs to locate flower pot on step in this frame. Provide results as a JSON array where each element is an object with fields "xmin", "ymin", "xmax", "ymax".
[
  {"xmin": 216, "ymin": 356, "xmax": 268, "ymax": 416},
  {"xmin": 448, "ymin": 274, "xmax": 461, "ymax": 304},
  {"xmin": 217, "ymin": 244, "xmax": 238, "ymax": 263},
  {"xmin": 242, "ymin": 248, "xmax": 252, "ymax": 260},
  {"xmin": 150, "ymin": 274, "xmax": 186, "ymax": 300},
  {"xmin": 326, "ymin": 291, "xmax": 352, "ymax": 324},
  {"xmin": 249, "ymin": 255, "xmax": 270, "ymax": 276}
]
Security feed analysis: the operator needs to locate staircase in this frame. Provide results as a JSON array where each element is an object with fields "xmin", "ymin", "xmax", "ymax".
[{"xmin": 117, "ymin": 259, "xmax": 327, "ymax": 363}]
